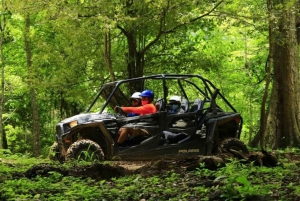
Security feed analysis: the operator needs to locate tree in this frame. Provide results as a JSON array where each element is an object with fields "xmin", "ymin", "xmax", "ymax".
[
  {"xmin": 264, "ymin": 0, "xmax": 300, "ymax": 148},
  {"xmin": 24, "ymin": 12, "xmax": 41, "ymax": 155},
  {"xmin": 0, "ymin": 1, "xmax": 7, "ymax": 149},
  {"xmin": 58, "ymin": 0, "xmax": 224, "ymax": 90},
  {"xmin": 117, "ymin": 0, "xmax": 224, "ymax": 90}
]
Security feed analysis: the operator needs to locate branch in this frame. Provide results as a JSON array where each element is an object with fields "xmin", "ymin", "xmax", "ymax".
[
  {"xmin": 163, "ymin": 0, "xmax": 224, "ymax": 33},
  {"xmin": 139, "ymin": 0, "xmax": 172, "ymax": 54},
  {"xmin": 116, "ymin": 25, "xmax": 128, "ymax": 35},
  {"xmin": 141, "ymin": 0, "xmax": 224, "ymax": 53}
]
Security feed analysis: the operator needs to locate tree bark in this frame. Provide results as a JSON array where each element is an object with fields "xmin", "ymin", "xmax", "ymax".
[
  {"xmin": 103, "ymin": 31, "xmax": 115, "ymax": 82},
  {"xmin": 125, "ymin": 31, "xmax": 144, "ymax": 92},
  {"xmin": 248, "ymin": 97, "xmax": 253, "ymax": 144},
  {"xmin": 0, "ymin": 3, "xmax": 6, "ymax": 149},
  {"xmin": 262, "ymin": 82, "xmax": 277, "ymax": 147},
  {"xmin": 24, "ymin": 13, "xmax": 41, "ymax": 156},
  {"xmin": 268, "ymin": 1, "xmax": 300, "ymax": 148},
  {"xmin": 259, "ymin": 57, "xmax": 271, "ymax": 150},
  {"xmin": 248, "ymin": 130, "xmax": 260, "ymax": 148}
]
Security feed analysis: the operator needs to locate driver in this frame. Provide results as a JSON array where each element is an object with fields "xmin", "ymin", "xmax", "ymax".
[
  {"xmin": 119, "ymin": 89, "xmax": 156, "ymax": 116},
  {"xmin": 128, "ymin": 92, "xmax": 142, "ymax": 117},
  {"xmin": 116, "ymin": 89, "xmax": 156, "ymax": 145}
]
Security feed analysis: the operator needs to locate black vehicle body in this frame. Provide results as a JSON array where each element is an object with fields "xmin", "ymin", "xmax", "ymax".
[{"xmin": 54, "ymin": 74, "xmax": 245, "ymax": 162}]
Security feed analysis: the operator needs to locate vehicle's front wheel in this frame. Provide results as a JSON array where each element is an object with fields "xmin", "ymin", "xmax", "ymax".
[
  {"xmin": 66, "ymin": 139, "xmax": 104, "ymax": 162},
  {"xmin": 219, "ymin": 138, "xmax": 249, "ymax": 154}
]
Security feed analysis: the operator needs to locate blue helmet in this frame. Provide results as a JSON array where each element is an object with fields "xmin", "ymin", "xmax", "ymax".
[{"xmin": 140, "ymin": 89, "xmax": 154, "ymax": 102}]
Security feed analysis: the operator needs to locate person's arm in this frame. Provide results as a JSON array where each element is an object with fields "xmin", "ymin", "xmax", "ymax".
[{"xmin": 121, "ymin": 104, "xmax": 156, "ymax": 115}]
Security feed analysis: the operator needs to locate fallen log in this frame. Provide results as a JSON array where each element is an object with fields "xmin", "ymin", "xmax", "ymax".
[{"xmin": 186, "ymin": 150, "xmax": 278, "ymax": 171}]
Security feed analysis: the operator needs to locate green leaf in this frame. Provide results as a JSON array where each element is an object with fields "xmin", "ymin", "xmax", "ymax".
[{"xmin": 236, "ymin": 176, "xmax": 250, "ymax": 186}]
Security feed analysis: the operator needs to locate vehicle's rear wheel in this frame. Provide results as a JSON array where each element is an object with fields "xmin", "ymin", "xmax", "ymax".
[
  {"xmin": 66, "ymin": 139, "xmax": 104, "ymax": 162},
  {"xmin": 219, "ymin": 138, "xmax": 249, "ymax": 154},
  {"xmin": 49, "ymin": 142, "xmax": 65, "ymax": 163}
]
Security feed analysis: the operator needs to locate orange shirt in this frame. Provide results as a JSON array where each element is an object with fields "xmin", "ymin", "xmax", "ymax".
[{"xmin": 121, "ymin": 104, "xmax": 156, "ymax": 116}]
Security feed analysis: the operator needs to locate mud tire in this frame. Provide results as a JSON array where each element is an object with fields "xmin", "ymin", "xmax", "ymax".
[
  {"xmin": 219, "ymin": 138, "xmax": 249, "ymax": 154},
  {"xmin": 66, "ymin": 139, "xmax": 104, "ymax": 162}
]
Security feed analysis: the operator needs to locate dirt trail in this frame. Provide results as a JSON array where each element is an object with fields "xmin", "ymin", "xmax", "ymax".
[
  {"xmin": 112, "ymin": 161, "xmax": 150, "ymax": 170},
  {"xmin": 8, "ymin": 150, "xmax": 280, "ymax": 182},
  {"xmin": 18, "ymin": 157, "xmax": 199, "ymax": 181}
]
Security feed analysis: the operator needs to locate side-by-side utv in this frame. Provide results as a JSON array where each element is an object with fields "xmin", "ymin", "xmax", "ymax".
[{"xmin": 50, "ymin": 74, "xmax": 248, "ymax": 162}]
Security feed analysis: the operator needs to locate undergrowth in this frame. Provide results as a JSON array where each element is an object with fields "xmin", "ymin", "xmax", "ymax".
[{"xmin": 1, "ymin": 149, "xmax": 300, "ymax": 201}]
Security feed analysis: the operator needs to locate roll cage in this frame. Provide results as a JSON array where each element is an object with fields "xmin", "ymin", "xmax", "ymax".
[{"xmin": 86, "ymin": 74, "xmax": 239, "ymax": 115}]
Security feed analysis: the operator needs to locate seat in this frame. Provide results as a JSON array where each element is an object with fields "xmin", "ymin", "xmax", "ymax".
[
  {"xmin": 181, "ymin": 99, "xmax": 189, "ymax": 113},
  {"xmin": 189, "ymin": 98, "xmax": 203, "ymax": 112},
  {"xmin": 155, "ymin": 98, "xmax": 164, "ymax": 112}
]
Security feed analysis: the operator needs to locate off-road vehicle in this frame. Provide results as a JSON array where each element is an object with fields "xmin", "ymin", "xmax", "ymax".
[{"xmin": 50, "ymin": 74, "xmax": 248, "ymax": 162}]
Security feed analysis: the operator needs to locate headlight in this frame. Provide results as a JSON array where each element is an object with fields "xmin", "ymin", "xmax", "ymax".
[{"xmin": 69, "ymin": 120, "xmax": 78, "ymax": 128}]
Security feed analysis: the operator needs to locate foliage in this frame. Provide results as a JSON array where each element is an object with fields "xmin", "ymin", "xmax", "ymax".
[
  {"xmin": 0, "ymin": 0, "xmax": 275, "ymax": 154},
  {"xmin": 0, "ymin": 150, "xmax": 299, "ymax": 200}
]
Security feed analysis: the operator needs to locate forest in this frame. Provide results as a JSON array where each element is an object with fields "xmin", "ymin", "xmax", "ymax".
[{"xmin": 1, "ymin": 0, "xmax": 300, "ymax": 200}]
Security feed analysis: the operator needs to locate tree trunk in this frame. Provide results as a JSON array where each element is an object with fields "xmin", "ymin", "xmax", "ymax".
[
  {"xmin": 126, "ymin": 31, "xmax": 144, "ymax": 92},
  {"xmin": 268, "ymin": 1, "xmax": 300, "ymax": 148},
  {"xmin": 0, "ymin": 3, "xmax": 6, "ymax": 149},
  {"xmin": 24, "ymin": 13, "xmax": 41, "ymax": 156},
  {"xmin": 248, "ymin": 97, "xmax": 253, "ymax": 144},
  {"xmin": 259, "ymin": 57, "xmax": 271, "ymax": 150},
  {"xmin": 103, "ymin": 31, "xmax": 115, "ymax": 82},
  {"xmin": 248, "ymin": 130, "xmax": 260, "ymax": 148},
  {"xmin": 250, "ymin": 88, "xmax": 277, "ymax": 149},
  {"xmin": 263, "ymin": 82, "xmax": 277, "ymax": 147}
]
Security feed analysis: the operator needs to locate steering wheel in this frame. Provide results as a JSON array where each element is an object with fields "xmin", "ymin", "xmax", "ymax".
[{"xmin": 115, "ymin": 106, "xmax": 127, "ymax": 117}]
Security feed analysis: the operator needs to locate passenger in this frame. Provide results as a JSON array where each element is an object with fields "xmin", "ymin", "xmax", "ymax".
[
  {"xmin": 163, "ymin": 131, "xmax": 188, "ymax": 144},
  {"xmin": 162, "ymin": 95, "xmax": 187, "ymax": 143},
  {"xmin": 168, "ymin": 95, "xmax": 185, "ymax": 114},
  {"xmin": 128, "ymin": 92, "xmax": 142, "ymax": 117},
  {"xmin": 116, "ymin": 89, "xmax": 156, "ymax": 145}
]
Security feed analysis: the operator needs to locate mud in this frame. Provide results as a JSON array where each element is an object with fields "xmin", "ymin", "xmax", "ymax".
[{"xmin": 20, "ymin": 157, "xmax": 198, "ymax": 180}]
